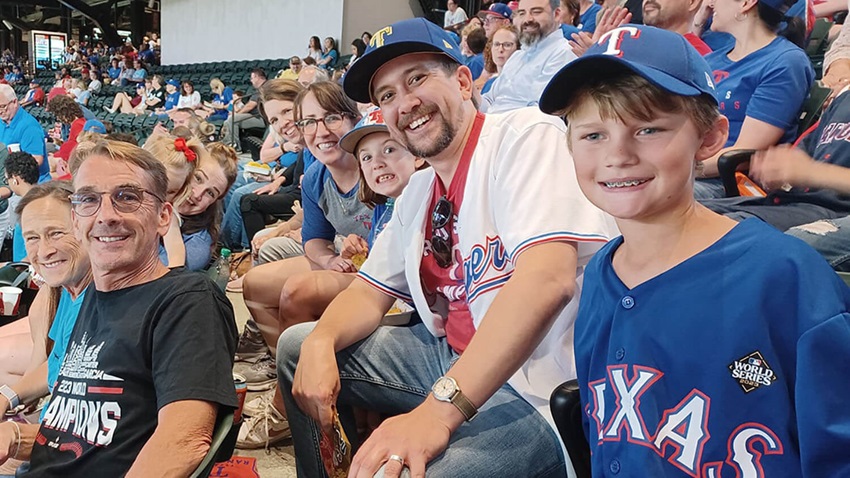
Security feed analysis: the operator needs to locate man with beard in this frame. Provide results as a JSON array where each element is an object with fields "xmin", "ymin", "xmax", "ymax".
[
  {"xmin": 481, "ymin": 0, "xmax": 575, "ymax": 114},
  {"xmin": 276, "ymin": 17, "xmax": 617, "ymax": 478},
  {"xmin": 643, "ymin": 0, "xmax": 711, "ymax": 54}
]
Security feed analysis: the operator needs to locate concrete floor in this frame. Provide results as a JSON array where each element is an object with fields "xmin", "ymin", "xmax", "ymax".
[{"xmin": 227, "ymin": 291, "xmax": 297, "ymax": 478}]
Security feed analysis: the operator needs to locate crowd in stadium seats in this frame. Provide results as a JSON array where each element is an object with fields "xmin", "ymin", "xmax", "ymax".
[{"xmin": 0, "ymin": 0, "xmax": 849, "ymax": 476}]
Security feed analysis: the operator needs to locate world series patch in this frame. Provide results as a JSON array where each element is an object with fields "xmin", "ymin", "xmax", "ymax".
[{"xmin": 728, "ymin": 351, "xmax": 777, "ymax": 393}]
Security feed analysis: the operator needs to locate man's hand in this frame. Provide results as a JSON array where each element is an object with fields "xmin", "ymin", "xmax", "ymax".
[
  {"xmin": 750, "ymin": 145, "xmax": 813, "ymax": 191},
  {"xmin": 0, "ymin": 421, "xmax": 18, "ymax": 466},
  {"xmin": 291, "ymin": 336, "xmax": 341, "ymax": 434},
  {"xmin": 592, "ymin": 7, "xmax": 632, "ymax": 42},
  {"xmin": 326, "ymin": 255, "xmax": 357, "ymax": 273},
  {"xmin": 254, "ymin": 180, "xmax": 281, "ymax": 195},
  {"xmin": 340, "ymin": 234, "xmax": 369, "ymax": 260},
  {"xmin": 348, "ymin": 400, "xmax": 454, "ymax": 478}
]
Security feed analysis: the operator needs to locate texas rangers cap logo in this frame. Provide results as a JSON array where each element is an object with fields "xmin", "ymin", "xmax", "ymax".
[
  {"xmin": 728, "ymin": 351, "xmax": 777, "ymax": 393},
  {"xmin": 362, "ymin": 108, "xmax": 384, "ymax": 126}
]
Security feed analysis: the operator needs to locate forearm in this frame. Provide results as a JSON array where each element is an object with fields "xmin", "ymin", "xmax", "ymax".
[
  {"xmin": 0, "ymin": 422, "xmax": 38, "ymax": 463},
  {"xmin": 307, "ymin": 279, "xmax": 394, "ymax": 353},
  {"xmin": 432, "ymin": 243, "xmax": 578, "ymax": 429},
  {"xmin": 800, "ymin": 161, "xmax": 850, "ymax": 193},
  {"xmin": 304, "ymin": 239, "xmax": 336, "ymax": 269},
  {"xmin": 259, "ymin": 144, "xmax": 282, "ymax": 164},
  {"xmin": 126, "ymin": 401, "xmax": 215, "ymax": 478},
  {"xmin": 163, "ymin": 223, "xmax": 186, "ymax": 268},
  {"xmin": 2, "ymin": 362, "xmax": 49, "ymax": 412}
]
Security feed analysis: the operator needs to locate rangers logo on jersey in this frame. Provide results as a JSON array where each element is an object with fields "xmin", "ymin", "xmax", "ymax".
[{"xmin": 728, "ymin": 351, "xmax": 776, "ymax": 393}]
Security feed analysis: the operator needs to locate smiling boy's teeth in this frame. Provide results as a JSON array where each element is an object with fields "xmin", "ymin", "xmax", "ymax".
[{"xmin": 605, "ymin": 179, "xmax": 647, "ymax": 188}]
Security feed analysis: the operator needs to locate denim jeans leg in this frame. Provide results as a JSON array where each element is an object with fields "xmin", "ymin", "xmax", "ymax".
[
  {"xmin": 787, "ymin": 216, "xmax": 850, "ymax": 271},
  {"xmin": 277, "ymin": 322, "xmax": 566, "ymax": 478},
  {"xmin": 221, "ymin": 181, "xmax": 263, "ymax": 249},
  {"xmin": 693, "ymin": 177, "xmax": 727, "ymax": 200}
]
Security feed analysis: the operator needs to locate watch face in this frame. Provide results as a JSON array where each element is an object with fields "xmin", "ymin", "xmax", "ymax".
[{"xmin": 432, "ymin": 377, "xmax": 457, "ymax": 400}]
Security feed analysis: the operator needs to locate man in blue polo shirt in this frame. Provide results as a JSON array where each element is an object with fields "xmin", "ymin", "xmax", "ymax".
[{"xmin": 0, "ymin": 84, "xmax": 50, "ymax": 183}]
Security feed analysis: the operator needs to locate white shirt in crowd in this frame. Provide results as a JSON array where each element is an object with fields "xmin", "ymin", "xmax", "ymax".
[
  {"xmin": 444, "ymin": 7, "xmax": 469, "ymax": 27},
  {"xmin": 177, "ymin": 91, "xmax": 201, "ymax": 109},
  {"xmin": 481, "ymin": 28, "xmax": 576, "ymax": 114}
]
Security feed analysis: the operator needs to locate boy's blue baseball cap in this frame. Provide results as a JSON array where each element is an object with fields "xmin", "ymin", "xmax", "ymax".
[
  {"xmin": 539, "ymin": 25, "xmax": 718, "ymax": 115},
  {"xmin": 83, "ymin": 119, "xmax": 107, "ymax": 134},
  {"xmin": 166, "ymin": 79, "xmax": 180, "ymax": 87},
  {"xmin": 344, "ymin": 18, "xmax": 465, "ymax": 104},
  {"xmin": 339, "ymin": 107, "xmax": 388, "ymax": 154}
]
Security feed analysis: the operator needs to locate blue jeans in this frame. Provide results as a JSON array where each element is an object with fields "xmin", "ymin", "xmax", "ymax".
[
  {"xmin": 277, "ymin": 322, "xmax": 567, "ymax": 478},
  {"xmin": 787, "ymin": 216, "xmax": 850, "ymax": 271},
  {"xmin": 221, "ymin": 181, "xmax": 265, "ymax": 249},
  {"xmin": 693, "ymin": 177, "xmax": 727, "ymax": 200}
]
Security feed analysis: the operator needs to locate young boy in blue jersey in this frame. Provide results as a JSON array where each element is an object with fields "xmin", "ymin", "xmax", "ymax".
[{"xmin": 540, "ymin": 24, "xmax": 850, "ymax": 477}]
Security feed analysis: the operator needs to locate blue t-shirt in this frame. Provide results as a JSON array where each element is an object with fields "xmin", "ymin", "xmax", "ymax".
[
  {"xmin": 75, "ymin": 90, "xmax": 91, "ymax": 106},
  {"xmin": 367, "ymin": 199, "xmax": 394, "ymax": 248},
  {"xmin": 131, "ymin": 68, "xmax": 147, "ymax": 82},
  {"xmin": 210, "ymin": 87, "xmax": 234, "ymax": 120},
  {"xmin": 300, "ymin": 161, "xmax": 372, "ymax": 244},
  {"xmin": 158, "ymin": 228, "xmax": 213, "ymax": 271},
  {"xmin": 561, "ymin": 23, "xmax": 580, "ymax": 39},
  {"xmin": 45, "ymin": 288, "xmax": 87, "ymax": 396},
  {"xmin": 705, "ymin": 36, "xmax": 813, "ymax": 146},
  {"xmin": 12, "ymin": 223, "xmax": 24, "ymax": 262},
  {"xmin": 578, "ymin": 3, "xmax": 602, "ymax": 33},
  {"xmin": 481, "ymin": 76, "xmax": 497, "ymax": 94},
  {"xmin": 466, "ymin": 53, "xmax": 485, "ymax": 81},
  {"xmin": 0, "ymin": 108, "xmax": 50, "ymax": 182},
  {"xmin": 575, "ymin": 218, "xmax": 850, "ymax": 477},
  {"xmin": 164, "ymin": 92, "xmax": 180, "ymax": 111},
  {"xmin": 108, "ymin": 66, "xmax": 121, "ymax": 79},
  {"xmin": 278, "ymin": 150, "xmax": 298, "ymax": 169},
  {"xmin": 320, "ymin": 50, "xmax": 339, "ymax": 70}
]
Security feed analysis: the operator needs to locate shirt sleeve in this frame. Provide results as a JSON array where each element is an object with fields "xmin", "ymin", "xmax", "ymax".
[
  {"xmin": 300, "ymin": 163, "xmax": 336, "ymax": 244},
  {"xmin": 151, "ymin": 281, "xmax": 238, "ymax": 410},
  {"xmin": 744, "ymin": 49, "xmax": 814, "ymax": 131},
  {"xmin": 491, "ymin": 112, "xmax": 616, "ymax": 262}
]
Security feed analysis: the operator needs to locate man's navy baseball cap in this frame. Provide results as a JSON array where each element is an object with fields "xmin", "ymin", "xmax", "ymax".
[
  {"xmin": 539, "ymin": 24, "xmax": 717, "ymax": 116},
  {"xmin": 479, "ymin": 3, "xmax": 513, "ymax": 19},
  {"xmin": 344, "ymin": 18, "xmax": 465, "ymax": 104},
  {"xmin": 760, "ymin": 0, "xmax": 794, "ymax": 14}
]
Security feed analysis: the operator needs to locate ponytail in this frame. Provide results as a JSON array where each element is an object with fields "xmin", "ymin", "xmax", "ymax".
[{"xmin": 757, "ymin": 2, "xmax": 806, "ymax": 48}]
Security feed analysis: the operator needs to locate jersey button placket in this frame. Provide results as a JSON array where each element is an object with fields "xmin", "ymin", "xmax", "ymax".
[
  {"xmin": 610, "ymin": 459, "xmax": 621, "ymax": 474},
  {"xmin": 621, "ymin": 296, "xmax": 635, "ymax": 309},
  {"xmin": 615, "ymin": 348, "xmax": 625, "ymax": 361}
]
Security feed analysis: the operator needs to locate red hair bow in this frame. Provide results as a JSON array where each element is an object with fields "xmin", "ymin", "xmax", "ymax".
[{"xmin": 174, "ymin": 137, "xmax": 197, "ymax": 162}]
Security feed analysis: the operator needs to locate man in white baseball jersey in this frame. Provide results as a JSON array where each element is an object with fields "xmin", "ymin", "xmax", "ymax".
[{"xmin": 276, "ymin": 17, "xmax": 617, "ymax": 478}]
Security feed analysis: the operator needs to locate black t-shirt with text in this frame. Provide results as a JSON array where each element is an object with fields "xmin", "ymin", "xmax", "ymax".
[{"xmin": 23, "ymin": 269, "xmax": 238, "ymax": 477}]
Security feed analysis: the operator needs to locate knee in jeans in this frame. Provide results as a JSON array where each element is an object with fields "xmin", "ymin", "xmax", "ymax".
[
  {"xmin": 276, "ymin": 322, "xmax": 315, "ymax": 380},
  {"xmin": 790, "ymin": 219, "xmax": 840, "ymax": 236}
]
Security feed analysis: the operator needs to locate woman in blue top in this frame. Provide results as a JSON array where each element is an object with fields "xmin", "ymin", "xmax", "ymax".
[
  {"xmin": 204, "ymin": 78, "xmax": 234, "ymax": 121},
  {"xmin": 695, "ymin": 0, "xmax": 813, "ymax": 199},
  {"xmin": 0, "ymin": 182, "xmax": 92, "ymax": 463},
  {"xmin": 236, "ymin": 105, "xmax": 421, "ymax": 449},
  {"xmin": 317, "ymin": 37, "xmax": 339, "ymax": 70}
]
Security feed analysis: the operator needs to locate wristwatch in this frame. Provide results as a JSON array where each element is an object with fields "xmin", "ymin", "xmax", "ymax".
[
  {"xmin": 431, "ymin": 376, "xmax": 478, "ymax": 421},
  {"xmin": 0, "ymin": 385, "xmax": 19, "ymax": 411}
]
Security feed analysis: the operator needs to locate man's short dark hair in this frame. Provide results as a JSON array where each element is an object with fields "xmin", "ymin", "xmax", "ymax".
[
  {"xmin": 251, "ymin": 68, "xmax": 267, "ymax": 80},
  {"xmin": 6, "ymin": 151, "xmax": 40, "ymax": 185}
]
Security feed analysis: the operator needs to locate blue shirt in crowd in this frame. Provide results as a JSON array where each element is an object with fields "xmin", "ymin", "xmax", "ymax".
[{"xmin": 0, "ymin": 108, "xmax": 50, "ymax": 182}]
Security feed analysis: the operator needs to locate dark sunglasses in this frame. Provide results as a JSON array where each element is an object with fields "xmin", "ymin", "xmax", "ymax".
[{"xmin": 431, "ymin": 196, "xmax": 454, "ymax": 268}]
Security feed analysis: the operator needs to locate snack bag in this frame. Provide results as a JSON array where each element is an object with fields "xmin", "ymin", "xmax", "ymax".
[
  {"xmin": 350, "ymin": 252, "xmax": 368, "ymax": 270},
  {"xmin": 319, "ymin": 408, "xmax": 352, "ymax": 478}
]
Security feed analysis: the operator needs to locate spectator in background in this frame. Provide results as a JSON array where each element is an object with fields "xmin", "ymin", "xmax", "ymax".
[
  {"xmin": 70, "ymin": 79, "xmax": 92, "ymax": 107},
  {"xmin": 106, "ymin": 58, "xmax": 122, "ymax": 81},
  {"xmin": 104, "ymin": 83, "xmax": 149, "ymax": 115},
  {"xmin": 118, "ymin": 58, "xmax": 136, "ymax": 86},
  {"xmin": 162, "ymin": 79, "xmax": 181, "ymax": 112},
  {"xmin": 577, "ymin": 0, "xmax": 602, "ymax": 32},
  {"xmin": 317, "ymin": 37, "xmax": 339, "ymax": 70},
  {"xmin": 297, "ymin": 65, "xmax": 329, "ymax": 87},
  {"xmin": 694, "ymin": 0, "xmax": 813, "ymax": 199},
  {"xmin": 307, "ymin": 36, "xmax": 323, "ymax": 63},
  {"xmin": 480, "ymin": 2, "xmax": 514, "ymax": 38},
  {"xmin": 361, "ymin": 31, "xmax": 373, "ymax": 45},
  {"xmin": 482, "ymin": 0, "xmax": 576, "ymax": 113},
  {"xmin": 465, "ymin": 27, "xmax": 488, "ymax": 80},
  {"xmin": 445, "ymin": 0, "xmax": 470, "ymax": 26},
  {"xmin": 48, "ymin": 95, "xmax": 86, "ymax": 171},
  {"xmin": 821, "ymin": 16, "xmax": 850, "ymax": 91},
  {"xmin": 20, "ymin": 80, "xmax": 45, "ymax": 108},
  {"xmin": 139, "ymin": 42, "xmax": 156, "ymax": 64},
  {"xmin": 558, "ymin": 0, "xmax": 581, "ymax": 38},
  {"xmin": 348, "ymin": 39, "xmax": 367, "ymax": 69},
  {"xmin": 128, "ymin": 59, "xmax": 148, "ymax": 85},
  {"xmin": 643, "ymin": 0, "xmax": 711, "ymax": 54},
  {"xmin": 5, "ymin": 151, "xmax": 39, "ymax": 262},
  {"xmin": 0, "ymin": 84, "xmax": 50, "ymax": 183},
  {"xmin": 277, "ymin": 56, "xmax": 304, "ymax": 80},
  {"xmin": 481, "ymin": 25, "xmax": 520, "ymax": 93},
  {"xmin": 7, "ymin": 66, "xmax": 23, "ymax": 85},
  {"xmin": 222, "ymin": 68, "xmax": 267, "ymax": 151},
  {"xmin": 176, "ymin": 80, "xmax": 202, "ymax": 110},
  {"xmin": 87, "ymin": 70, "xmax": 102, "ymax": 94}
]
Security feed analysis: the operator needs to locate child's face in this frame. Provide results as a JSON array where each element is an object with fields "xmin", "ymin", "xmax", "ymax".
[
  {"xmin": 356, "ymin": 132, "xmax": 418, "ymax": 199},
  {"xmin": 567, "ymin": 99, "xmax": 706, "ymax": 222}
]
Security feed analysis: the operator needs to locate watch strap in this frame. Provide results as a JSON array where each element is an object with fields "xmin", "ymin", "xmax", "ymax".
[
  {"xmin": 0, "ymin": 385, "xmax": 19, "ymax": 410},
  {"xmin": 451, "ymin": 390, "xmax": 478, "ymax": 421}
]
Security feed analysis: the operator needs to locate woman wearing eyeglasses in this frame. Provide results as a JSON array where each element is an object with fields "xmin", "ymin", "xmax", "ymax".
[
  {"xmin": 237, "ymin": 81, "xmax": 372, "ymax": 448},
  {"xmin": 480, "ymin": 25, "xmax": 519, "ymax": 94}
]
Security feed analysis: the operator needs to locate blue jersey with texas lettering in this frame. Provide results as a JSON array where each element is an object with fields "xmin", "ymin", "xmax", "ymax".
[
  {"xmin": 575, "ymin": 218, "xmax": 850, "ymax": 478},
  {"xmin": 705, "ymin": 36, "xmax": 813, "ymax": 146}
]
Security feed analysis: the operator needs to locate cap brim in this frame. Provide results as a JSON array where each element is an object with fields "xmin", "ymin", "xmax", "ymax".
[
  {"xmin": 344, "ymin": 42, "xmax": 461, "ymax": 104},
  {"xmin": 339, "ymin": 124, "xmax": 389, "ymax": 154},
  {"xmin": 539, "ymin": 55, "xmax": 704, "ymax": 116}
]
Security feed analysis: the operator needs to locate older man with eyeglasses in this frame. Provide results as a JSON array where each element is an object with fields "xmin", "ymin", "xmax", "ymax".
[
  {"xmin": 0, "ymin": 84, "xmax": 49, "ymax": 183},
  {"xmin": 17, "ymin": 140, "xmax": 238, "ymax": 478}
]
